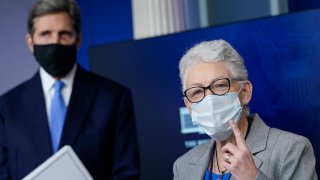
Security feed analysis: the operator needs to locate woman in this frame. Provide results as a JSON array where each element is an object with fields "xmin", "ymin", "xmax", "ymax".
[{"xmin": 173, "ymin": 39, "xmax": 317, "ymax": 180}]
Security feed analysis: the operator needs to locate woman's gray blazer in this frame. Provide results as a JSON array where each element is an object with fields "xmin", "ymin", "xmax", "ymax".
[{"xmin": 173, "ymin": 114, "xmax": 317, "ymax": 180}]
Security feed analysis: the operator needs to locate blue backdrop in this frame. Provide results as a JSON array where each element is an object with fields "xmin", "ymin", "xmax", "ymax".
[
  {"xmin": 90, "ymin": 9, "xmax": 320, "ymax": 179},
  {"xmin": 76, "ymin": 0, "xmax": 133, "ymax": 69}
]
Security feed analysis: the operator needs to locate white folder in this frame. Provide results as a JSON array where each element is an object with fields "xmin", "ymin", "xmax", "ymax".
[{"xmin": 23, "ymin": 145, "xmax": 93, "ymax": 180}]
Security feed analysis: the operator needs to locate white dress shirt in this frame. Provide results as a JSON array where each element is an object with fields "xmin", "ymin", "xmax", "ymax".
[{"xmin": 40, "ymin": 65, "xmax": 77, "ymax": 123}]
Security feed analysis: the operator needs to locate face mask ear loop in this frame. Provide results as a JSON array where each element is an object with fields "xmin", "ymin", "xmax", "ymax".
[
  {"xmin": 238, "ymin": 81, "xmax": 244, "ymax": 90},
  {"xmin": 235, "ymin": 83, "xmax": 244, "ymax": 122},
  {"xmin": 237, "ymin": 81, "xmax": 244, "ymax": 108}
]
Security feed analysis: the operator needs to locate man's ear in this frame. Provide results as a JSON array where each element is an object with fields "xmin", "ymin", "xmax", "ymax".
[
  {"xmin": 184, "ymin": 98, "xmax": 192, "ymax": 116},
  {"xmin": 76, "ymin": 32, "xmax": 82, "ymax": 49},
  {"xmin": 240, "ymin": 80, "xmax": 253, "ymax": 105},
  {"xmin": 26, "ymin": 34, "xmax": 34, "ymax": 52}
]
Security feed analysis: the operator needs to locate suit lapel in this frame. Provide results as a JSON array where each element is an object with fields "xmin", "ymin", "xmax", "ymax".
[
  {"xmin": 188, "ymin": 140, "xmax": 214, "ymax": 180},
  {"xmin": 59, "ymin": 67, "xmax": 97, "ymax": 147},
  {"xmin": 229, "ymin": 114, "xmax": 268, "ymax": 180},
  {"xmin": 24, "ymin": 72, "xmax": 53, "ymax": 159},
  {"xmin": 246, "ymin": 114, "xmax": 269, "ymax": 168}
]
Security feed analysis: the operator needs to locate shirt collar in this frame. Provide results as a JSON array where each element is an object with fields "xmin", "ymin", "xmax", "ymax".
[{"xmin": 40, "ymin": 64, "xmax": 77, "ymax": 92}]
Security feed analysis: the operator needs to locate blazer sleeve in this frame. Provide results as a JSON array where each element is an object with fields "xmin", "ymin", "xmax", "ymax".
[
  {"xmin": 276, "ymin": 134, "xmax": 317, "ymax": 180},
  {"xmin": 173, "ymin": 159, "xmax": 179, "ymax": 180},
  {"xmin": 111, "ymin": 90, "xmax": 140, "ymax": 180}
]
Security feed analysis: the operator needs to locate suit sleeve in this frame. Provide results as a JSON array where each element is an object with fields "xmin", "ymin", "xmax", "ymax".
[
  {"xmin": 277, "ymin": 134, "xmax": 317, "ymax": 180},
  {"xmin": 111, "ymin": 90, "xmax": 140, "ymax": 180},
  {"xmin": 0, "ymin": 101, "xmax": 9, "ymax": 180}
]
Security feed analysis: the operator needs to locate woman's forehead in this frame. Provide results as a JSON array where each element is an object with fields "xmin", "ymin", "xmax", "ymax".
[{"xmin": 186, "ymin": 62, "xmax": 232, "ymax": 87}]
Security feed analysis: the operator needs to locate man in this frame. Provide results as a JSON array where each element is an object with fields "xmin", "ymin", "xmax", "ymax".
[{"xmin": 0, "ymin": 0, "xmax": 139, "ymax": 179}]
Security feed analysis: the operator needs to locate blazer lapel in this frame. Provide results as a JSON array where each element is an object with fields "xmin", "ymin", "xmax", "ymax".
[
  {"xmin": 188, "ymin": 140, "xmax": 214, "ymax": 180},
  {"xmin": 246, "ymin": 114, "xmax": 269, "ymax": 168},
  {"xmin": 59, "ymin": 67, "xmax": 97, "ymax": 147},
  {"xmin": 24, "ymin": 72, "xmax": 53, "ymax": 159},
  {"xmin": 230, "ymin": 114, "xmax": 268, "ymax": 180}
]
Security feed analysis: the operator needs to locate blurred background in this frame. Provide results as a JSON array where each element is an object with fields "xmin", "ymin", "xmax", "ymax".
[
  {"xmin": 1, "ymin": 0, "xmax": 320, "ymax": 179},
  {"xmin": 1, "ymin": 0, "xmax": 320, "ymax": 94}
]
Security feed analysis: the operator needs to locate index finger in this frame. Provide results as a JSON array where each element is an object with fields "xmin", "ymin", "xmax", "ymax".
[{"xmin": 229, "ymin": 120, "xmax": 248, "ymax": 150}]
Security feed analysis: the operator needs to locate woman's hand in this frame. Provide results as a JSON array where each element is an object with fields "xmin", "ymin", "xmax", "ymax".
[{"xmin": 221, "ymin": 121, "xmax": 258, "ymax": 180}]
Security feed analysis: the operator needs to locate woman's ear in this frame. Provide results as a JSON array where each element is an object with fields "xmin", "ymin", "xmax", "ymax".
[{"xmin": 240, "ymin": 80, "xmax": 253, "ymax": 105}]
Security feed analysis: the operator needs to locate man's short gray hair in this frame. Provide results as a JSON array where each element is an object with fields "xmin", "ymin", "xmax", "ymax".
[
  {"xmin": 27, "ymin": 0, "xmax": 81, "ymax": 37},
  {"xmin": 179, "ymin": 39, "xmax": 248, "ymax": 91}
]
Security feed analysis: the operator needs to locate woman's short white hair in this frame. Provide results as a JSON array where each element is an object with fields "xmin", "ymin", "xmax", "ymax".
[{"xmin": 179, "ymin": 39, "xmax": 248, "ymax": 91}]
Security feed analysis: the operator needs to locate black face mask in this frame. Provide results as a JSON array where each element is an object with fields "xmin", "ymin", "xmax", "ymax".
[{"xmin": 34, "ymin": 44, "xmax": 77, "ymax": 77}]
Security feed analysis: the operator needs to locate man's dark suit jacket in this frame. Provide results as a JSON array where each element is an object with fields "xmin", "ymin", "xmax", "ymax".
[{"xmin": 0, "ymin": 66, "xmax": 140, "ymax": 180}]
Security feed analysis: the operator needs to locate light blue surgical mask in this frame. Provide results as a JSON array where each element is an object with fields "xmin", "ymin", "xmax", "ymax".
[{"xmin": 191, "ymin": 90, "xmax": 242, "ymax": 141}]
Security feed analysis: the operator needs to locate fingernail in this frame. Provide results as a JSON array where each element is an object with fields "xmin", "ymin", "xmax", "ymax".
[{"xmin": 229, "ymin": 121, "xmax": 233, "ymax": 126}]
